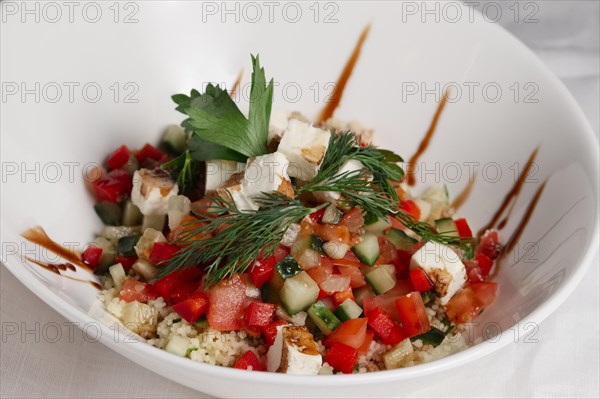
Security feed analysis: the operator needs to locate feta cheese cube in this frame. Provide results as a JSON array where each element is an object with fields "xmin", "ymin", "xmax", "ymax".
[
  {"xmin": 313, "ymin": 159, "xmax": 366, "ymax": 203},
  {"xmin": 267, "ymin": 325, "xmax": 323, "ymax": 375},
  {"xmin": 268, "ymin": 110, "xmax": 290, "ymax": 144},
  {"xmin": 410, "ymin": 241, "xmax": 467, "ymax": 304},
  {"xmin": 131, "ymin": 169, "xmax": 179, "ymax": 216},
  {"xmin": 277, "ymin": 120, "xmax": 331, "ymax": 180},
  {"xmin": 217, "ymin": 183, "xmax": 259, "ymax": 212},
  {"xmin": 204, "ymin": 160, "xmax": 245, "ymax": 193},
  {"xmin": 243, "ymin": 152, "xmax": 294, "ymax": 202}
]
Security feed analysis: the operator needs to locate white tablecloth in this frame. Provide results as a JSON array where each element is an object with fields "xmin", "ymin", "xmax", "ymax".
[{"xmin": 1, "ymin": 2, "xmax": 599, "ymax": 397}]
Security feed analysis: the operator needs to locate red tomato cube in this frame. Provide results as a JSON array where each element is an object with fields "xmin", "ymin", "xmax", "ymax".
[
  {"xmin": 107, "ymin": 145, "xmax": 131, "ymax": 170},
  {"xmin": 114, "ymin": 255, "xmax": 137, "ymax": 270},
  {"xmin": 149, "ymin": 242, "xmax": 180, "ymax": 265},
  {"xmin": 326, "ymin": 343, "xmax": 359, "ymax": 374},
  {"xmin": 395, "ymin": 292, "xmax": 431, "ymax": 338},
  {"xmin": 119, "ymin": 278, "xmax": 158, "ymax": 303},
  {"xmin": 92, "ymin": 169, "xmax": 132, "ymax": 203},
  {"xmin": 250, "ymin": 256, "xmax": 276, "ymax": 288},
  {"xmin": 172, "ymin": 292, "xmax": 209, "ymax": 323},
  {"xmin": 135, "ymin": 143, "xmax": 164, "ymax": 163},
  {"xmin": 454, "ymin": 218, "xmax": 473, "ymax": 238},
  {"xmin": 324, "ymin": 318, "xmax": 368, "ymax": 349},
  {"xmin": 234, "ymin": 350, "xmax": 264, "ymax": 371},
  {"xmin": 82, "ymin": 246, "xmax": 103, "ymax": 268},
  {"xmin": 245, "ymin": 302, "xmax": 275, "ymax": 327}
]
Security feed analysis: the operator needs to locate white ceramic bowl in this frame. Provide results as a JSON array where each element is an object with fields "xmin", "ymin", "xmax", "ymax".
[{"xmin": 1, "ymin": 2, "xmax": 598, "ymax": 398}]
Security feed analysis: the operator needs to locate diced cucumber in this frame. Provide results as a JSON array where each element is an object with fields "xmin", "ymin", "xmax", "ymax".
[
  {"xmin": 276, "ymin": 256, "xmax": 302, "ymax": 279},
  {"xmin": 434, "ymin": 218, "xmax": 458, "ymax": 236},
  {"xmin": 383, "ymin": 339, "xmax": 414, "ymax": 370},
  {"xmin": 165, "ymin": 334, "xmax": 191, "ymax": 357},
  {"xmin": 365, "ymin": 265, "xmax": 397, "ymax": 295},
  {"xmin": 142, "ymin": 214, "xmax": 166, "ymax": 232},
  {"xmin": 92, "ymin": 237, "xmax": 116, "ymax": 275},
  {"xmin": 280, "ymin": 271, "xmax": 319, "ymax": 315},
  {"xmin": 292, "ymin": 235, "xmax": 324, "ymax": 255},
  {"xmin": 353, "ymin": 285, "xmax": 375, "ymax": 307},
  {"xmin": 109, "ymin": 263, "xmax": 126, "ymax": 290},
  {"xmin": 334, "ymin": 298, "xmax": 363, "ymax": 321},
  {"xmin": 132, "ymin": 258, "xmax": 158, "ymax": 281},
  {"xmin": 122, "ymin": 200, "xmax": 143, "ymax": 227},
  {"xmin": 117, "ymin": 234, "xmax": 141, "ymax": 257},
  {"xmin": 352, "ymin": 234, "xmax": 379, "ymax": 266},
  {"xmin": 364, "ymin": 215, "xmax": 392, "ymax": 234},
  {"xmin": 162, "ymin": 125, "xmax": 188, "ymax": 154},
  {"xmin": 308, "ymin": 301, "xmax": 341, "ymax": 335},
  {"xmin": 322, "ymin": 204, "xmax": 342, "ymax": 225},
  {"xmin": 387, "ymin": 228, "xmax": 418, "ymax": 251},
  {"xmin": 94, "ymin": 201, "xmax": 122, "ymax": 226},
  {"xmin": 322, "ymin": 241, "xmax": 350, "ymax": 259},
  {"xmin": 101, "ymin": 225, "xmax": 142, "ymax": 245},
  {"xmin": 412, "ymin": 326, "xmax": 445, "ymax": 348}
]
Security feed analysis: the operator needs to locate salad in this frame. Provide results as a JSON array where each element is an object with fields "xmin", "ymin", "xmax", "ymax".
[{"xmin": 88, "ymin": 56, "xmax": 500, "ymax": 375}]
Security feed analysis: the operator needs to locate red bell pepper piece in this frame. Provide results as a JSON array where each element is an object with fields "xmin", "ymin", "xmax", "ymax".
[
  {"xmin": 135, "ymin": 143, "xmax": 164, "ymax": 163},
  {"xmin": 172, "ymin": 291, "xmax": 209, "ymax": 323},
  {"xmin": 92, "ymin": 169, "xmax": 132, "ymax": 203},
  {"xmin": 245, "ymin": 302, "xmax": 275, "ymax": 327},
  {"xmin": 325, "ymin": 343, "xmax": 359, "ymax": 374},
  {"xmin": 149, "ymin": 242, "xmax": 180, "ymax": 265},
  {"xmin": 400, "ymin": 200, "xmax": 421, "ymax": 222},
  {"xmin": 169, "ymin": 281, "xmax": 200, "ymax": 304},
  {"xmin": 114, "ymin": 255, "xmax": 137, "ymax": 270},
  {"xmin": 367, "ymin": 307, "xmax": 404, "ymax": 345},
  {"xmin": 324, "ymin": 318, "xmax": 368, "ymax": 349},
  {"xmin": 250, "ymin": 256, "xmax": 276, "ymax": 288},
  {"xmin": 476, "ymin": 254, "xmax": 493, "ymax": 277},
  {"xmin": 82, "ymin": 246, "xmax": 103, "ymax": 268},
  {"xmin": 261, "ymin": 319, "xmax": 287, "ymax": 347},
  {"xmin": 395, "ymin": 292, "xmax": 431, "ymax": 338},
  {"xmin": 409, "ymin": 268, "xmax": 434, "ymax": 293},
  {"xmin": 454, "ymin": 218, "xmax": 473, "ymax": 238},
  {"xmin": 152, "ymin": 267, "xmax": 202, "ymax": 303},
  {"xmin": 234, "ymin": 350, "xmax": 264, "ymax": 371},
  {"xmin": 308, "ymin": 208, "xmax": 326, "ymax": 223},
  {"xmin": 107, "ymin": 145, "xmax": 131, "ymax": 170}
]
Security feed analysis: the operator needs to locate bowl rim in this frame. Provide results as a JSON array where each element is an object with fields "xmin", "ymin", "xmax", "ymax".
[{"xmin": 1, "ymin": 3, "xmax": 599, "ymax": 388}]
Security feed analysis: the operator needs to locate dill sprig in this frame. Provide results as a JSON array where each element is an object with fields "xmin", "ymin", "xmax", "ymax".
[{"xmin": 158, "ymin": 192, "xmax": 327, "ymax": 286}]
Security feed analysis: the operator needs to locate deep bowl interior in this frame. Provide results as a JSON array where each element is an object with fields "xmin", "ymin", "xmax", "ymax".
[{"xmin": 1, "ymin": 2, "xmax": 598, "ymax": 397}]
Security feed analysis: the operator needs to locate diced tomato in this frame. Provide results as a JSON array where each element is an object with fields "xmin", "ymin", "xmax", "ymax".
[
  {"xmin": 92, "ymin": 169, "xmax": 132, "ymax": 203},
  {"xmin": 409, "ymin": 268, "xmax": 434, "ymax": 293},
  {"xmin": 333, "ymin": 287, "xmax": 354, "ymax": 306},
  {"xmin": 338, "ymin": 208, "xmax": 364, "ymax": 233},
  {"xmin": 243, "ymin": 324, "xmax": 262, "ymax": 338},
  {"xmin": 250, "ymin": 256, "xmax": 277, "ymax": 288},
  {"xmin": 476, "ymin": 254, "xmax": 493, "ymax": 277},
  {"xmin": 476, "ymin": 230, "xmax": 501, "ymax": 260},
  {"xmin": 119, "ymin": 278, "xmax": 159, "ymax": 303},
  {"xmin": 455, "ymin": 218, "xmax": 473, "ymax": 238},
  {"xmin": 107, "ymin": 145, "xmax": 131, "ymax": 170},
  {"xmin": 395, "ymin": 292, "xmax": 431, "ymax": 338},
  {"xmin": 336, "ymin": 265, "xmax": 367, "ymax": 288},
  {"xmin": 465, "ymin": 254, "xmax": 495, "ymax": 283},
  {"xmin": 169, "ymin": 280, "xmax": 199, "ymax": 304},
  {"xmin": 273, "ymin": 245, "xmax": 291, "ymax": 262},
  {"xmin": 313, "ymin": 224, "xmax": 351, "ymax": 244},
  {"xmin": 363, "ymin": 280, "xmax": 414, "ymax": 321},
  {"xmin": 114, "ymin": 255, "xmax": 137, "ymax": 270},
  {"xmin": 207, "ymin": 274, "xmax": 249, "ymax": 331},
  {"xmin": 234, "ymin": 350, "xmax": 264, "ymax": 371},
  {"xmin": 152, "ymin": 267, "xmax": 202, "ymax": 302},
  {"xmin": 326, "ymin": 343, "xmax": 359, "ymax": 374},
  {"xmin": 445, "ymin": 282, "xmax": 497, "ymax": 323},
  {"xmin": 135, "ymin": 143, "xmax": 164, "ymax": 163},
  {"xmin": 358, "ymin": 330, "xmax": 374, "ymax": 354},
  {"xmin": 149, "ymin": 242, "xmax": 180, "ymax": 265},
  {"xmin": 245, "ymin": 302, "xmax": 275, "ymax": 327},
  {"xmin": 172, "ymin": 291, "xmax": 209, "ymax": 323},
  {"xmin": 324, "ymin": 318, "xmax": 368, "ymax": 349},
  {"xmin": 308, "ymin": 208, "xmax": 326, "ymax": 223},
  {"xmin": 82, "ymin": 246, "xmax": 103, "ymax": 268},
  {"xmin": 376, "ymin": 237, "xmax": 398, "ymax": 265},
  {"xmin": 367, "ymin": 307, "xmax": 404, "ymax": 346},
  {"xmin": 307, "ymin": 262, "xmax": 333, "ymax": 285},
  {"xmin": 261, "ymin": 320, "xmax": 287, "ymax": 346},
  {"xmin": 400, "ymin": 200, "xmax": 421, "ymax": 222}
]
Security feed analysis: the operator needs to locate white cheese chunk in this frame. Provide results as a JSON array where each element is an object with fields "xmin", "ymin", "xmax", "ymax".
[
  {"xmin": 243, "ymin": 152, "xmax": 293, "ymax": 202},
  {"xmin": 313, "ymin": 159, "xmax": 366, "ymax": 203},
  {"xmin": 268, "ymin": 110, "xmax": 290, "ymax": 143},
  {"xmin": 409, "ymin": 241, "xmax": 467, "ymax": 304},
  {"xmin": 277, "ymin": 120, "xmax": 331, "ymax": 180},
  {"xmin": 217, "ymin": 183, "xmax": 259, "ymax": 212},
  {"xmin": 267, "ymin": 325, "xmax": 322, "ymax": 375},
  {"xmin": 205, "ymin": 160, "xmax": 245, "ymax": 192},
  {"xmin": 131, "ymin": 169, "xmax": 179, "ymax": 216}
]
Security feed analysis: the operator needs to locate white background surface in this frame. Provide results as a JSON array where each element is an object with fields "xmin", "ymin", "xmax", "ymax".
[{"xmin": 1, "ymin": 1, "xmax": 599, "ymax": 398}]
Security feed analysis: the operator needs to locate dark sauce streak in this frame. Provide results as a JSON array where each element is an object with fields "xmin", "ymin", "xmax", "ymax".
[
  {"xmin": 21, "ymin": 226, "xmax": 100, "ymax": 290},
  {"xmin": 407, "ymin": 91, "xmax": 450, "ymax": 186},
  {"xmin": 451, "ymin": 175, "xmax": 477, "ymax": 210},
  {"xmin": 316, "ymin": 24, "xmax": 371, "ymax": 124},
  {"xmin": 229, "ymin": 69, "xmax": 243, "ymax": 97},
  {"xmin": 477, "ymin": 147, "xmax": 540, "ymax": 237}
]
